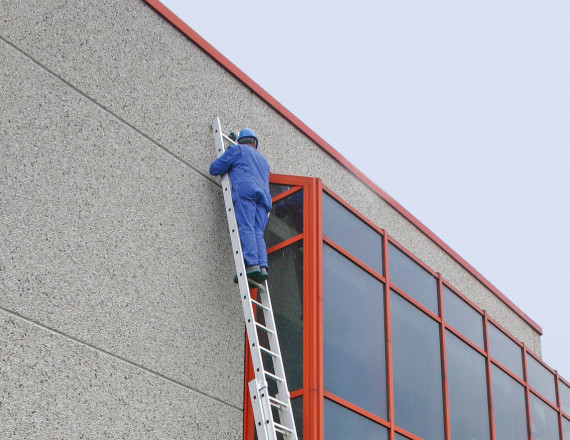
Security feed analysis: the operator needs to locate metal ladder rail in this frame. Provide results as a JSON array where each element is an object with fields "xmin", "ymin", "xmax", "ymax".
[{"xmin": 212, "ymin": 117, "xmax": 298, "ymax": 440}]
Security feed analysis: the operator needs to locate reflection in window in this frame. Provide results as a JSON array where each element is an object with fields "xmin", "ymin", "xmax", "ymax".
[
  {"xmin": 266, "ymin": 190, "xmax": 303, "ymax": 248},
  {"xmin": 527, "ymin": 354, "xmax": 556, "ymax": 404},
  {"xmin": 488, "ymin": 324, "xmax": 523, "ymax": 378},
  {"xmin": 324, "ymin": 399, "xmax": 388, "ymax": 440},
  {"xmin": 267, "ymin": 243, "xmax": 303, "ymax": 391},
  {"xmin": 530, "ymin": 393, "xmax": 559, "ymax": 440},
  {"xmin": 388, "ymin": 243, "xmax": 438, "ymax": 314},
  {"xmin": 446, "ymin": 331, "xmax": 490, "ymax": 440},
  {"xmin": 443, "ymin": 286, "xmax": 484, "ymax": 348},
  {"xmin": 563, "ymin": 417, "xmax": 570, "ymax": 439},
  {"xmin": 560, "ymin": 380, "xmax": 570, "ymax": 416},
  {"xmin": 269, "ymin": 183, "xmax": 293, "ymax": 198},
  {"xmin": 323, "ymin": 245, "xmax": 387, "ymax": 418},
  {"xmin": 322, "ymin": 193, "xmax": 383, "ymax": 274},
  {"xmin": 492, "ymin": 365, "xmax": 528, "ymax": 440},
  {"xmin": 391, "ymin": 291, "xmax": 444, "ymax": 440}
]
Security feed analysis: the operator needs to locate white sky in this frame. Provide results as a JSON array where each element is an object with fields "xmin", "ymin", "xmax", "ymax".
[{"xmin": 161, "ymin": 0, "xmax": 570, "ymax": 380}]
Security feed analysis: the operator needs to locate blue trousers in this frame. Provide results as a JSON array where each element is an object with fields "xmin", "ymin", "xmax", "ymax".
[{"xmin": 234, "ymin": 196, "xmax": 269, "ymax": 268}]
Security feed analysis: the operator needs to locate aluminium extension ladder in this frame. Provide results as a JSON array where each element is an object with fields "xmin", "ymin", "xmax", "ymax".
[{"xmin": 212, "ymin": 117, "xmax": 298, "ymax": 440}]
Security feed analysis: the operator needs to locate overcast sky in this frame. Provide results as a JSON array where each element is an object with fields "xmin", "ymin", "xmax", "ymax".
[{"xmin": 161, "ymin": 0, "xmax": 570, "ymax": 380}]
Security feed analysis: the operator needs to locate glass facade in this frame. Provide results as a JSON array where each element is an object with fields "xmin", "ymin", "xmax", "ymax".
[{"xmin": 245, "ymin": 178, "xmax": 567, "ymax": 440}]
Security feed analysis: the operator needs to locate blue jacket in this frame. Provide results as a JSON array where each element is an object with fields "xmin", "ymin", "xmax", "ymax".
[{"xmin": 209, "ymin": 144, "xmax": 272, "ymax": 211}]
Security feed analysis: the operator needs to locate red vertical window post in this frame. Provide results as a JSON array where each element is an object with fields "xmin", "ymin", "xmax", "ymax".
[
  {"xmin": 438, "ymin": 275, "xmax": 451, "ymax": 440},
  {"xmin": 523, "ymin": 345, "xmax": 534, "ymax": 440},
  {"xmin": 484, "ymin": 312, "xmax": 497, "ymax": 440},
  {"xmin": 382, "ymin": 233, "xmax": 395, "ymax": 440}
]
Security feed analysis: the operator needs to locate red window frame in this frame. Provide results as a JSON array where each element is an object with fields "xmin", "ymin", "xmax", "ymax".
[{"xmin": 244, "ymin": 175, "xmax": 568, "ymax": 440}]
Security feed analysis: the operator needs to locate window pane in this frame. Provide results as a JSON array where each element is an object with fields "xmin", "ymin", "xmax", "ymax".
[
  {"xmin": 391, "ymin": 291, "xmax": 444, "ymax": 440},
  {"xmin": 322, "ymin": 193, "xmax": 383, "ymax": 274},
  {"xmin": 267, "ymin": 243, "xmax": 303, "ymax": 391},
  {"xmin": 292, "ymin": 397, "xmax": 303, "ymax": 440},
  {"xmin": 530, "ymin": 393, "xmax": 559, "ymax": 440},
  {"xmin": 395, "ymin": 434, "xmax": 411, "ymax": 440},
  {"xmin": 324, "ymin": 399, "xmax": 388, "ymax": 440},
  {"xmin": 563, "ymin": 417, "xmax": 570, "ymax": 439},
  {"xmin": 388, "ymin": 243, "xmax": 438, "ymax": 314},
  {"xmin": 269, "ymin": 183, "xmax": 293, "ymax": 198},
  {"xmin": 492, "ymin": 365, "xmax": 528, "ymax": 440},
  {"xmin": 446, "ymin": 331, "xmax": 490, "ymax": 440},
  {"xmin": 527, "ymin": 355, "xmax": 556, "ymax": 404},
  {"xmin": 488, "ymin": 324, "xmax": 523, "ymax": 378},
  {"xmin": 443, "ymin": 286, "xmax": 484, "ymax": 348},
  {"xmin": 266, "ymin": 190, "xmax": 303, "ymax": 248},
  {"xmin": 560, "ymin": 380, "xmax": 570, "ymax": 416},
  {"xmin": 323, "ymin": 245, "xmax": 387, "ymax": 418}
]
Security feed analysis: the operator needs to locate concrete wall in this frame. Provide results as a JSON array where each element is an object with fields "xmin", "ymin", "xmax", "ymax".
[{"xmin": 1, "ymin": 0, "xmax": 540, "ymax": 437}]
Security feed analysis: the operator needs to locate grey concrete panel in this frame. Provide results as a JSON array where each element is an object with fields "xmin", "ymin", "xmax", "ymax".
[
  {"xmin": 0, "ymin": 311, "xmax": 241, "ymax": 439},
  {"xmin": 1, "ymin": 41, "xmax": 244, "ymax": 407}
]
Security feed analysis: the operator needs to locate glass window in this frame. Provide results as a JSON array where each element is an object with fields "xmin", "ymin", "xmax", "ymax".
[
  {"xmin": 322, "ymin": 193, "xmax": 383, "ymax": 274},
  {"xmin": 324, "ymin": 399, "xmax": 388, "ymax": 440},
  {"xmin": 446, "ymin": 331, "xmax": 490, "ymax": 440},
  {"xmin": 530, "ymin": 393, "xmax": 559, "ymax": 440},
  {"xmin": 266, "ymin": 243, "xmax": 304, "ymax": 391},
  {"xmin": 391, "ymin": 291, "xmax": 444, "ymax": 440},
  {"xmin": 492, "ymin": 365, "xmax": 528, "ymax": 440},
  {"xmin": 563, "ymin": 417, "xmax": 570, "ymax": 439},
  {"xmin": 443, "ymin": 286, "xmax": 484, "ymax": 348},
  {"xmin": 526, "ymin": 355, "xmax": 556, "ymax": 404},
  {"xmin": 395, "ymin": 434, "xmax": 411, "ymax": 440},
  {"xmin": 388, "ymin": 243, "xmax": 438, "ymax": 314},
  {"xmin": 323, "ymin": 245, "xmax": 387, "ymax": 418},
  {"xmin": 560, "ymin": 380, "xmax": 570, "ymax": 416},
  {"xmin": 291, "ymin": 397, "xmax": 303, "ymax": 440},
  {"xmin": 269, "ymin": 183, "xmax": 293, "ymax": 198},
  {"xmin": 266, "ymin": 190, "xmax": 303, "ymax": 248},
  {"xmin": 488, "ymin": 323, "xmax": 523, "ymax": 378}
]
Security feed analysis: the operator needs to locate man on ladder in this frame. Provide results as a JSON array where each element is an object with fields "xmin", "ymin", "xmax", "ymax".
[{"xmin": 209, "ymin": 128, "xmax": 272, "ymax": 282}]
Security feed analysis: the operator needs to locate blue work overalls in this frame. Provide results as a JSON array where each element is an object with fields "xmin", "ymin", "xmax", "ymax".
[{"xmin": 209, "ymin": 143, "xmax": 272, "ymax": 268}]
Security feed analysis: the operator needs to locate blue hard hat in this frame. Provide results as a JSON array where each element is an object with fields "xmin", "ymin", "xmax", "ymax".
[{"xmin": 237, "ymin": 128, "xmax": 258, "ymax": 148}]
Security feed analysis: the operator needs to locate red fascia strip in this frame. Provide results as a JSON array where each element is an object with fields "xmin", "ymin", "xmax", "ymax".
[{"xmin": 143, "ymin": 0, "xmax": 542, "ymax": 335}]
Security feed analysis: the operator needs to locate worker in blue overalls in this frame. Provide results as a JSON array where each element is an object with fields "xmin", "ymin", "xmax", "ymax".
[{"xmin": 209, "ymin": 128, "xmax": 272, "ymax": 283}]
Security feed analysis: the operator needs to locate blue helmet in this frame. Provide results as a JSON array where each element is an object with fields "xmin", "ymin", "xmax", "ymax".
[{"xmin": 237, "ymin": 128, "xmax": 258, "ymax": 148}]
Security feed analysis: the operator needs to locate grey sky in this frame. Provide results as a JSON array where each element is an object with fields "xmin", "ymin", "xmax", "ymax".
[{"xmin": 161, "ymin": 0, "xmax": 570, "ymax": 379}]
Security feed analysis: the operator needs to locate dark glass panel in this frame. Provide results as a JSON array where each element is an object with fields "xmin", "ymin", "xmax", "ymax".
[
  {"xmin": 443, "ymin": 286, "xmax": 484, "ymax": 348},
  {"xmin": 324, "ymin": 399, "xmax": 388, "ymax": 440},
  {"xmin": 322, "ymin": 193, "xmax": 383, "ymax": 274},
  {"xmin": 323, "ymin": 245, "xmax": 387, "ymax": 418},
  {"xmin": 530, "ymin": 393, "xmax": 559, "ymax": 440},
  {"xmin": 267, "ymin": 243, "xmax": 303, "ymax": 391},
  {"xmin": 292, "ymin": 397, "xmax": 303, "ymax": 440},
  {"xmin": 269, "ymin": 183, "xmax": 293, "ymax": 198},
  {"xmin": 492, "ymin": 365, "xmax": 528, "ymax": 440},
  {"xmin": 391, "ymin": 291, "xmax": 444, "ymax": 440},
  {"xmin": 563, "ymin": 417, "xmax": 570, "ymax": 439},
  {"xmin": 446, "ymin": 331, "xmax": 490, "ymax": 440},
  {"xmin": 527, "ymin": 354, "xmax": 556, "ymax": 404},
  {"xmin": 266, "ymin": 190, "xmax": 303, "ymax": 248},
  {"xmin": 388, "ymin": 243, "xmax": 438, "ymax": 314},
  {"xmin": 488, "ymin": 323, "xmax": 523, "ymax": 378},
  {"xmin": 560, "ymin": 380, "xmax": 570, "ymax": 416}
]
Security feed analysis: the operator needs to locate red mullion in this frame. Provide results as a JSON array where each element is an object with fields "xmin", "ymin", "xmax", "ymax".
[
  {"xmin": 323, "ymin": 237, "xmax": 386, "ymax": 283},
  {"xmin": 322, "ymin": 186, "xmax": 387, "ymax": 236},
  {"xmin": 484, "ymin": 312, "xmax": 497, "ymax": 440},
  {"xmin": 290, "ymin": 389, "xmax": 303, "ymax": 399},
  {"xmin": 490, "ymin": 357, "xmax": 527, "ymax": 387},
  {"xmin": 390, "ymin": 284, "xmax": 442, "ymax": 325},
  {"xmin": 445, "ymin": 323, "xmax": 487, "ymax": 357},
  {"xmin": 441, "ymin": 279, "xmax": 485, "ymax": 318},
  {"xmin": 438, "ymin": 275, "xmax": 452, "ymax": 440},
  {"xmin": 387, "ymin": 236, "xmax": 439, "ymax": 278},
  {"xmin": 244, "ymin": 338, "xmax": 255, "ymax": 440},
  {"xmin": 323, "ymin": 391, "xmax": 390, "ymax": 429},
  {"xmin": 529, "ymin": 387, "xmax": 560, "ymax": 412},
  {"xmin": 270, "ymin": 173, "xmax": 311, "ymax": 187},
  {"xmin": 523, "ymin": 345, "xmax": 534, "ymax": 440},
  {"xmin": 383, "ymin": 233, "xmax": 395, "ymax": 440},
  {"xmin": 557, "ymin": 372, "xmax": 565, "ymax": 440},
  {"xmin": 271, "ymin": 186, "xmax": 302, "ymax": 204},
  {"xmin": 267, "ymin": 234, "xmax": 303, "ymax": 255}
]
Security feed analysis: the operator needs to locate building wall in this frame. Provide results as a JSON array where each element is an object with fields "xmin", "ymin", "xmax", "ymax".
[{"xmin": 1, "ymin": 0, "xmax": 541, "ymax": 437}]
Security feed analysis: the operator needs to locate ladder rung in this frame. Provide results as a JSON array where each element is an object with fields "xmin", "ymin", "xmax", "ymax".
[
  {"xmin": 274, "ymin": 422, "xmax": 294, "ymax": 435},
  {"xmin": 255, "ymin": 322, "xmax": 276, "ymax": 335},
  {"xmin": 251, "ymin": 298, "xmax": 271, "ymax": 311},
  {"xmin": 265, "ymin": 371, "xmax": 284, "ymax": 383},
  {"xmin": 260, "ymin": 346, "xmax": 279, "ymax": 358},
  {"xmin": 269, "ymin": 396, "xmax": 289, "ymax": 409}
]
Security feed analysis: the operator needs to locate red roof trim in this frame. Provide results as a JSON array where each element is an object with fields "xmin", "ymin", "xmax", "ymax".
[{"xmin": 143, "ymin": 0, "xmax": 542, "ymax": 335}]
